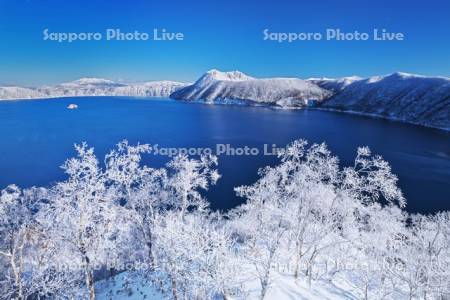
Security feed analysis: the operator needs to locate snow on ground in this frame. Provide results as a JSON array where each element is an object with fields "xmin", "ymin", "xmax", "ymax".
[
  {"xmin": 96, "ymin": 270, "xmax": 364, "ymax": 300},
  {"xmin": 96, "ymin": 272, "xmax": 165, "ymax": 300},
  {"xmin": 238, "ymin": 272, "xmax": 359, "ymax": 300}
]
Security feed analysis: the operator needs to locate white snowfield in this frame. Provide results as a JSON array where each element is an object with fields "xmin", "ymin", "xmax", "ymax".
[
  {"xmin": 1, "ymin": 70, "xmax": 449, "ymax": 129},
  {"xmin": 0, "ymin": 77, "xmax": 186, "ymax": 100}
]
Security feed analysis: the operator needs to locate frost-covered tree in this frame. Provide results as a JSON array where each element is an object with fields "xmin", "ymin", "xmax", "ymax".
[
  {"xmin": 1, "ymin": 138, "xmax": 449, "ymax": 300},
  {"xmin": 232, "ymin": 140, "xmax": 407, "ymax": 298},
  {"xmin": 340, "ymin": 146, "xmax": 405, "ymax": 208},
  {"xmin": 41, "ymin": 143, "xmax": 119, "ymax": 300},
  {"xmin": 232, "ymin": 141, "xmax": 343, "ymax": 297},
  {"xmin": 153, "ymin": 211, "xmax": 242, "ymax": 300},
  {"xmin": 415, "ymin": 212, "xmax": 450, "ymax": 298},
  {"xmin": 387, "ymin": 212, "xmax": 450, "ymax": 299},
  {"xmin": 341, "ymin": 203, "xmax": 407, "ymax": 300},
  {"xmin": 104, "ymin": 144, "xmax": 227, "ymax": 298},
  {"xmin": 104, "ymin": 140, "xmax": 166, "ymax": 269},
  {"xmin": 0, "ymin": 185, "xmax": 40, "ymax": 299},
  {"xmin": 231, "ymin": 190, "xmax": 288, "ymax": 300},
  {"xmin": 166, "ymin": 153, "xmax": 220, "ymax": 219},
  {"xmin": 0, "ymin": 184, "xmax": 86, "ymax": 299}
]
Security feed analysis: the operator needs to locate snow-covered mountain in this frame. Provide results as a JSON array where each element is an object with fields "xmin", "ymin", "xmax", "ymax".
[
  {"xmin": 112, "ymin": 81, "xmax": 187, "ymax": 97},
  {"xmin": 0, "ymin": 86, "xmax": 45, "ymax": 100},
  {"xmin": 1, "ymin": 71, "xmax": 449, "ymax": 130},
  {"xmin": 170, "ymin": 69, "xmax": 331, "ymax": 106},
  {"xmin": 172, "ymin": 70, "xmax": 450, "ymax": 129},
  {"xmin": 58, "ymin": 77, "xmax": 124, "ymax": 88},
  {"xmin": 0, "ymin": 78, "xmax": 186, "ymax": 100},
  {"xmin": 314, "ymin": 72, "xmax": 450, "ymax": 130}
]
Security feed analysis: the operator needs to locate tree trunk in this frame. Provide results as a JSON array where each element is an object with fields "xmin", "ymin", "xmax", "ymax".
[
  {"xmin": 140, "ymin": 222, "xmax": 156, "ymax": 271},
  {"xmin": 260, "ymin": 267, "xmax": 271, "ymax": 300},
  {"xmin": 294, "ymin": 240, "xmax": 304, "ymax": 279},
  {"xmin": 260, "ymin": 281, "xmax": 268, "ymax": 300},
  {"xmin": 10, "ymin": 251, "xmax": 23, "ymax": 300},
  {"xmin": 146, "ymin": 237, "xmax": 155, "ymax": 270},
  {"xmin": 18, "ymin": 244, "xmax": 25, "ymax": 300},
  {"xmin": 86, "ymin": 269, "xmax": 96, "ymax": 300},
  {"xmin": 294, "ymin": 251, "xmax": 300, "ymax": 279},
  {"xmin": 307, "ymin": 265, "xmax": 312, "ymax": 288},
  {"xmin": 82, "ymin": 254, "xmax": 95, "ymax": 300},
  {"xmin": 171, "ymin": 276, "xmax": 179, "ymax": 300},
  {"xmin": 306, "ymin": 248, "xmax": 317, "ymax": 288}
]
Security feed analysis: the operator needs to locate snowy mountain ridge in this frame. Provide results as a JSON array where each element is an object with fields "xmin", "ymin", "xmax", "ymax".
[
  {"xmin": 58, "ymin": 77, "xmax": 126, "ymax": 88},
  {"xmin": 172, "ymin": 70, "xmax": 450, "ymax": 130},
  {"xmin": 307, "ymin": 75, "xmax": 362, "ymax": 92},
  {"xmin": 201, "ymin": 69, "xmax": 255, "ymax": 82},
  {"xmin": 0, "ymin": 86, "xmax": 44, "ymax": 100},
  {"xmin": 0, "ymin": 78, "xmax": 187, "ymax": 100},
  {"xmin": 313, "ymin": 72, "xmax": 450, "ymax": 130},
  {"xmin": 171, "ymin": 69, "xmax": 331, "ymax": 106}
]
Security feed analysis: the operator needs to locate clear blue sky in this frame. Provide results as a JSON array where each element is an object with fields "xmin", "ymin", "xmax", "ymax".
[{"xmin": 0, "ymin": 0, "xmax": 449, "ymax": 86}]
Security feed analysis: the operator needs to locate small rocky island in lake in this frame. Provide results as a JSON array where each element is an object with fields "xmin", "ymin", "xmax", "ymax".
[{"xmin": 67, "ymin": 104, "xmax": 78, "ymax": 109}]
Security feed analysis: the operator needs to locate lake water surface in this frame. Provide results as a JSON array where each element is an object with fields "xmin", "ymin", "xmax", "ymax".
[{"xmin": 0, "ymin": 97, "xmax": 449, "ymax": 213}]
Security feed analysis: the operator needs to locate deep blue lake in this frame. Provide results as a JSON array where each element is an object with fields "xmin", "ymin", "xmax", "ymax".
[{"xmin": 0, "ymin": 97, "xmax": 449, "ymax": 214}]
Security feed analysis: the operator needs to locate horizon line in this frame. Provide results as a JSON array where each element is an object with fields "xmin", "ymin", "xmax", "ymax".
[{"xmin": 1, "ymin": 70, "xmax": 450, "ymax": 88}]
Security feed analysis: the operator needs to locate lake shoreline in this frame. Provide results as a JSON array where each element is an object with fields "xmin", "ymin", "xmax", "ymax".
[{"xmin": 1, "ymin": 95, "xmax": 449, "ymax": 132}]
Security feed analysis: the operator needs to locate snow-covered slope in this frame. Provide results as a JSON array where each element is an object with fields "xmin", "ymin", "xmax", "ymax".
[
  {"xmin": 112, "ymin": 81, "xmax": 187, "ymax": 97},
  {"xmin": 316, "ymin": 72, "xmax": 450, "ymax": 130},
  {"xmin": 0, "ymin": 86, "xmax": 45, "ymax": 100},
  {"xmin": 0, "ymin": 78, "xmax": 186, "ymax": 100},
  {"xmin": 97, "ymin": 269, "xmax": 409, "ymax": 300},
  {"xmin": 308, "ymin": 76, "xmax": 362, "ymax": 92},
  {"xmin": 171, "ymin": 69, "xmax": 331, "ymax": 107}
]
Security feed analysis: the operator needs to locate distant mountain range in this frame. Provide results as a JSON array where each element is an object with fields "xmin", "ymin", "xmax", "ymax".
[
  {"xmin": 1, "ymin": 70, "xmax": 449, "ymax": 130},
  {"xmin": 0, "ymin": 78, "xmax": 186, "ymax": 100}
]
